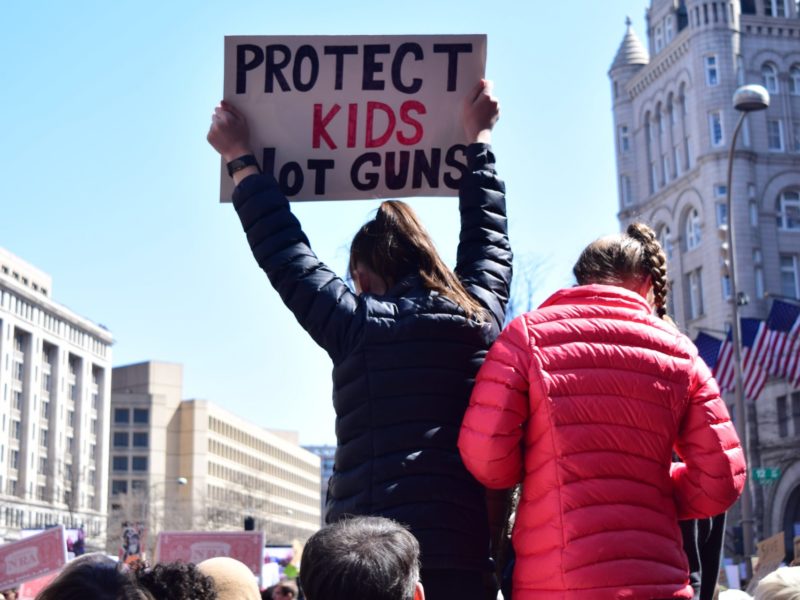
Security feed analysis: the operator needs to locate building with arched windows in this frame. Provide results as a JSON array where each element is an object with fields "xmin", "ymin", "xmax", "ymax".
[{"xmin": 609, "ymin": 0, "xmax": 800, "ymax": 562}]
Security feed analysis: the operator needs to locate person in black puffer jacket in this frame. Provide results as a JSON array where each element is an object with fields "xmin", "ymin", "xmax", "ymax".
[{"xmin": 207, "ymin": 79, "xmax": 512, "ymax": 600}]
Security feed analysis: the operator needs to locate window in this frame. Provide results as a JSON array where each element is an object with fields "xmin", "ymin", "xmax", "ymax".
[
  {"xmin": 762, "ymin": 63, "xmax": 779, "ymax": 93},
  {"xmin": 764, "ymin": 0, "xmax": 787, "ymax": 16},
  {"xmin": 111, "ymin": 480, "xmax": 128, "ymax": 495},
  {"xmin": 11, "ymin": 420, "xmax": 20, "ymax": 441},
  {"xmin": 685, "ymin": 135, "xmax": 692, "ymax": 169},
  {"xmin": 778, "ymin": 395, "xmax": 789, "ymax": 437},
  {"xmin": 791, "ymin": 66, "xmax": 800, "ymax": 95},
  {"xmin": 132, "ymin": 432, "xmax": 148, "ymax": 447},
  {"xmin": 768, "ymin": 120, "xmax": 784, "ymax": 151},
  {"xmin": 133, "ymin": 408, "xmax": 149, "ymax": 424},
  {"xmin": 114, "ymin": 409, "xmax": 129, "ymax": 424},
  {"xmin": 793, "ymin": 122, "xmax": 800, "ymax": 152},
  {"xmin": 650, "ymin": 161, "xmax": 658, "ymax": 194},
  {"xmin": 39, "ymin": 457, "xmax": 47, "ymax": 474},
  {"xmin": 722, "ymin": 274, "xmax": 732, "ymax": 300},
  {"xmin": 112, "ymin": 456, "xmax": 128, "ymax": 471},
  {"xmin": 13, "ymin": 362, "xmax": 23, "ymax": 383},
  {"xmin": 780, "ymin": 255, "xmax": 799, "ymax": 298},
  {"xmin": 793, "ymin": 393, "xmax": 800, "ymax": 437},
  {"xmin": 709, "ymin": 112, "xmax": 724, "ymax": 147},
  {"xmin": 665, "ymin": 15, "xmax": 674, "ymax": 42},
  {"xmin": 40, "ymin": 429, "xmax": 48, "ymax": 447},
  {"xmin": 12, "ymin": 390, "xmax": 22, "ymax": 411},
  {"xmin": 131, "ymin": 456, "xmax": 148, "ymax": 471},
  {"xmin": 619, "ymin": 125, "xmax": 630, "ymax": 152},
  {"xmin": 705, "ymin": 55, "xmax": 719, "ymax": 86},
  {"xmin": 685, "ymin": 208, "xmax": 702, "ymax": 250},
  {"xmin": 10, "ymin": 450, "xmax": 19, "ymax": 470},
  {"xmin": 655, "ymin": 24, "xmax": 664, "ymax": 53},
  {"xmin": 67, "ymin": 410, "xmax": 74, "ymax": 428},
  {"xmin": 113, "ymin": 432, "xmax": 129, "ymax": 448},
  {"xmin": 620, "ymin": 175, "xmax": 632, "ymax": 206},
  {"xmin": 716, "ymin": 203, "xmax": 729, "ymax": 227},
  {"xmin": 777, "ymin": 190, "xmax": 800, "ymax": 229},
  {"xmin": 673, "ymin": 145, "xmax": 681, "ymax": 177},
  {"xmin": 750, "ymin": 199, "xmax": 759, "ymax": 227},
  {"xmin": 662, "ymin": 154, "xmax": 670, "ymax": 184},
  {"xmin": 686, "ymin": 268, "xmax": 705, "ymax": 319},
  {"xmin": 131, "ymin": 479, "xmax": 146, "ymax": 492},
  {"xmin": 658, "ymin": 226, "xmax": 674, "ymax": 261}
]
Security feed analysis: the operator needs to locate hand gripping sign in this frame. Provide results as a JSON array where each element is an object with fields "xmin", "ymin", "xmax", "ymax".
[{"xmin": 220, "ymin": 34, "xmax": 487, "ymax": 202}]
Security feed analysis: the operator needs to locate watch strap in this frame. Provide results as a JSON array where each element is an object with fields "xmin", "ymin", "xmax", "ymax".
[{"xmin": 226, "ymin": 154, "xmax": 261, "ymax": 177}]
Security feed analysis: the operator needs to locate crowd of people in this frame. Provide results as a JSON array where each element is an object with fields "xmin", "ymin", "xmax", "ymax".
[{"xmin": 16, "ymin": 75, "xmax": 795, "ymax": 599}]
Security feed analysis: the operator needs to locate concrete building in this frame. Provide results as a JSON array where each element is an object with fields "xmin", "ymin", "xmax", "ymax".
[
  {"xmin": 302, "ymin": 444, "xmax": 335, "ymax": 524},
  {"xmin": 0, "ymin": 247, "xmax": 113, "ymax": 547},
  {"xmin": 609, "ymin": 0, "xmax": 800, "ymax": 559},
  {"xmin": 108, "ymin": 361, "xmax": 320, "ymax": 553}
]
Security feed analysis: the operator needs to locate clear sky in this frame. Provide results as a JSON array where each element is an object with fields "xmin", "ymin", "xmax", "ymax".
[{"xmin": 1, "ymin": 1, "xmax": 649, "ymax": 445}]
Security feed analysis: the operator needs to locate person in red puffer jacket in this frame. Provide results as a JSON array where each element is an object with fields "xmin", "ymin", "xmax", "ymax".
[{"xmin": 458, "ymin": 223, "xmax": 746, "ymax": 600}]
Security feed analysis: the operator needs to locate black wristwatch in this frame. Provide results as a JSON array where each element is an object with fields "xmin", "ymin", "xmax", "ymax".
[{"xmin": 226, "ymin": 154, "xmax": 261, "ymax": 178}]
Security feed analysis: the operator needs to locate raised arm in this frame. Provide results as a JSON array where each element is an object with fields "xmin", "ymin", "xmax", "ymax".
[
  {"xmin": 207, "ymin": 101, "xmax": 362, "ymax": 360},
  {"xmin": 454, "ymin": 81, "xmax": 512, "ymax": 331},
  {"xmin": 671, "ymin": 357, "xmax": 746, "ymax": 519}
]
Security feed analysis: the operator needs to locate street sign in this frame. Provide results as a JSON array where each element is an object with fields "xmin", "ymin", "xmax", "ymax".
[{"xmin": 752, "ymin": 467, "xmax": 781, "ymax": 484}]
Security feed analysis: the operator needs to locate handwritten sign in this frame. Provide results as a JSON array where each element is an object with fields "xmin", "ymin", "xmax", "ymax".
[
  {"xmin": 0, "ymin": 526, "xmax": 67, "ymax": 590},
  {"xmin": 747, "ymin": 531, "xmax": 786, "ymax": 593},
  {"xmin": 156, "ymin": 531, "xmax": 265, "ymax": 577},
  {"xmin": 220, "ymin": 34, "xmax": 486, "ymax": 201}
]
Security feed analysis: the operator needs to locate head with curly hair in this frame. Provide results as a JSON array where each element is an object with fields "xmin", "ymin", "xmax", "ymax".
[{"xmin": 135, "ymin": 562, "xmax": 216, "ymax": 600}]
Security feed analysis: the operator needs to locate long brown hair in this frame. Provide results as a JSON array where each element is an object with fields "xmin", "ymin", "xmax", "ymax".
[
  {"xmin": 572, "ymin": 222, "xmax": 670, "ymax": 319},
  {"xmin": 349, "ymin": 201, "xmax": 486, "ymax": 321}
]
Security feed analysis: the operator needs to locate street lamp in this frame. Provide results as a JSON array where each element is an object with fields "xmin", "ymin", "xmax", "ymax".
[{"xmin": 725, "ymin": 83, "xmax": 769, "ymax": 571}]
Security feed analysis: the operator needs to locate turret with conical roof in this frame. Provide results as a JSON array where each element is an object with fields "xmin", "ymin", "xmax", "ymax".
[{"xmin": 610, "ymin": 17, "xmax": 650, "ymax": 72}]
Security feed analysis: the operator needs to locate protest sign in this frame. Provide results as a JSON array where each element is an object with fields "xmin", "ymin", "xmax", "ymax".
[
  {"xmin": 156, "ymin": 531, "xmax": 265, "ymax": 577},
  {"xmin": 17, "ymin": 571, "xmax": 59, "ymax": 600},
  {"xmin": 220, "ymin": 34, "xmax": 486, "ymax": 202},
  {"xmin": 0, "ymin": 526, "xmax": 67, "ymax": 590},
  {"xmin": 746, "ymin": 531, "xmax": 786, "ymax": 593}
]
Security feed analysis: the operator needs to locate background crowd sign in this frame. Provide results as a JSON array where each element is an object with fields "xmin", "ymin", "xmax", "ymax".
[
  {"xmin": 17, "ymin": 571, "xmax": 59, "ymax": 600},
  {"xmin": 0, "ymin": 526, "xmax": 67, "ymax": 590},
  {"xmin": 746, "ymin": 531, "xmax": 786, "ymax": 593},
  {"xmin": 220, "ymin": 34, "xmax": 487, "ymax": 202},
  {"xmin": 156, "ymin": 531, "xmax": 265, "ymax": 579}
]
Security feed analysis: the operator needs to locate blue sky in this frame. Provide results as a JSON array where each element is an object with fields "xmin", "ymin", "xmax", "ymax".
[{"xmin": 1, "ymin": 1, "xmax": 648, "ymax": 444}]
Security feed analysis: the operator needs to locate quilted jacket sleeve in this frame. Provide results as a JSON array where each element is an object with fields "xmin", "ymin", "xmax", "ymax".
[
  {"xmin": 671, "ymin": 357, "xmax": 746, "ymax": 520},
  {"xmin": 454, "ymin": 144, "xmax": 512, "ymax": 331},
  {"xmin": 232, "ymin": 173, "xmax": 361, "ymax": 361},
  {"xmin": 458, "ymin": 315, "xmax": 531, "ymax": 489}
]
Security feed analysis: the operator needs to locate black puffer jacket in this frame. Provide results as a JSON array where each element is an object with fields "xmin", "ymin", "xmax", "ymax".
[{"xmin": 233, "ymin": 144, "xmax": 512, "ymax": 571}]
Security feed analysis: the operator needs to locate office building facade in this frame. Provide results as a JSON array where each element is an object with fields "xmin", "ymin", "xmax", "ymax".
[
  {"xmin": 0, "ymin": 247, "xmax": 113, "ymax": 547},
  {"xmin": 108, "ymin": 362, "xmax": 320, "ymax": 552}
]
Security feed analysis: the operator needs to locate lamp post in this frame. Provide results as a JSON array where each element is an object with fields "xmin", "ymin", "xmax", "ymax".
[
  {"xmin": 725, "ymin": 84, "xmax": 769, "ymax": 573},
  {"xmin": 145, "ymin": 476, "xmax": 188, "ymax": 556}
]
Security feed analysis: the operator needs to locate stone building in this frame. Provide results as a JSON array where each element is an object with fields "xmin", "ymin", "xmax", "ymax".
[
  {"xmin": 609, "ymin": 0, "xmax": 800, "ymax": 559},
  {"xmin": 0, "ymin": 247, "xmax": 113, "ymax": 548}
]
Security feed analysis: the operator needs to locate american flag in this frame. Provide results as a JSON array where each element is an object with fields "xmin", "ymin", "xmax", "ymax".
[
  {"xmin": 714, "ymin": 328, "xmax": 735, "ymax": 392},
  {"xmin": 693, "ymin": 331, "xmax": 723, "ymax": 372},
  {"xmin": 763, "ymin": 299, "xmax": 800, "ymax": 386},
  {"xmin": 740, "ymin": 318, "xmax": 768, "ymax": 401}
]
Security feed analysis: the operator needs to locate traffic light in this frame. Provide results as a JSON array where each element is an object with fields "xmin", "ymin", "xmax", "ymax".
[{"xmin": 244, "ymin": 516, "xmax": 255, "ymax": 531}]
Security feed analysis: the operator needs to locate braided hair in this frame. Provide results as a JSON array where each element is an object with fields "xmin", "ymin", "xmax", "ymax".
[{"xmin": 572, "ymin": 222, "xmax": 670, "ymax": 319}]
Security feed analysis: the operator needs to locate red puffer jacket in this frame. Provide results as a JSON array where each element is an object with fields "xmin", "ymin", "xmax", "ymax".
[{"xmin": 458, "ymin": 285, "xmax": 745, "ymax": 600}]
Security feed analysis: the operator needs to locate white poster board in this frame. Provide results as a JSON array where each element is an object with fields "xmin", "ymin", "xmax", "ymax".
[{"xmin": 220, "ymin": 34, "xmax": 487, "ymax": 202}]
